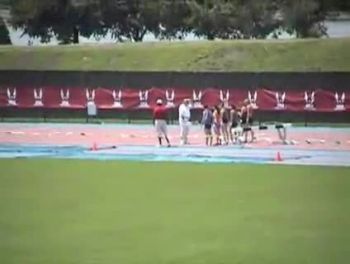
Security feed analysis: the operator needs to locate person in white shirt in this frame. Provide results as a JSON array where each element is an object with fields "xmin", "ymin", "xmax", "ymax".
[{"xmin": 178, "ymin": 98, "xmax": 191, "ymax": 145}]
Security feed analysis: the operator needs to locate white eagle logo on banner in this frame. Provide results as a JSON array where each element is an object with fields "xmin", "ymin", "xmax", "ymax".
[
  {"xmin": 334, "ymin": 92, "xmax": 345, "ymax": 111},
  {"xmin": 33, "ymin": 88, "xmax": 43, "ymax": 107},
  {"xmin": 112, "ymin": 89, "xmax": 123, "ymax": 108},
  {"xmin": 304, "ymin": 91, "xmax": 315, "ymax": 110},
  {"xmin": 165, "ymin": 89, "xmax": 175, "ymax": 108},
  {"xmin": 86, "ymin": 88, "xmax": 95, "ymax": 103},
  {"xmin": 60, "ymin": 88, "xmax": 70, "ymax": 107},
  {"xmin": 192, "ymin": 90, "xmax": 203, "ymax": 108},
  {"xmin": 275, "ymin": 92, "xmax": 286, "ymax": 109},
  {"xmin": 248, "ymin": 91, "xmax": 258, "ymax": 109},
  {"xmin": 7, "ymin": 87, "xmax": 17, "ymax": 106},
  {"xmin": 220, "ymin": 90, "xmax": 230, "ymax": 105},
  {"xmin": 138, "ymin": 90, "xmax": 149, "ymax": 108}
]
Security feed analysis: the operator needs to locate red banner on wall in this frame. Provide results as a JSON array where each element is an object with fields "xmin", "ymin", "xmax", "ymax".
[{"xmin": 0, "ymin": 86, "xmax": 349, "ymax": 112}]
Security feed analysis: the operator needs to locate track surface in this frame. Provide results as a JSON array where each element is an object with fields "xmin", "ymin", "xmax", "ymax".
[{"xmin": 1, "ymin": 123, "xmax": 350, "ymax": 166}]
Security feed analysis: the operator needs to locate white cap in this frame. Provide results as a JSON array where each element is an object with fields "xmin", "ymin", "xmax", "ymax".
[{"xmin": 156, "ymin": 99, "xmax": 163, "ymax": 105}]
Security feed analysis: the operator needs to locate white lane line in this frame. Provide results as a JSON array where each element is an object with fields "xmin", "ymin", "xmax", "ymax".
[{"xmin": 8, "ymin": 131, "xmax": 25, "ymax": 135}]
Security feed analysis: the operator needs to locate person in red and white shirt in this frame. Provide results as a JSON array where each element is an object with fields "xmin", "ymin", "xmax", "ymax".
[{"xmin": 153, "ymin": 99, "xmax": 171, "ymax": 147}]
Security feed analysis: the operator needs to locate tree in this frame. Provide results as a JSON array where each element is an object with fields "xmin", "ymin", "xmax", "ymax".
[
  {"xmin": 188, "ymin": 0, "xmax": 281, "ymax": 40},
  {"xmin": 319, "ymin": 0, "xmax": 350, "ymax": 12},
  {"xmin": 188, "ymin": 0, "xmax": 240, "ymax": 40},
  {"xmin": 281, "ymin": 0, "xmax": 327, "ymax": 38},
  {"xmin": 157, "ymin": 0, "xmax": 191, "ymax": 40},
  {"xmin": 8, "ymin": 0, "xmax": 337, "ymax": 44},
  {"xmin": 235, "ymin": 0, "xmax": 281, "ymax": 39},
  {"xmin": 0, "ymin": 0, "xmax": 10, "ymax": 7},
  {"xmin": 10, "ymin": 0, "xmax": 104, "ymax": 44},
  {"xmin": 0, "ymin": 18, "xmax": 11, "ymax": 44},
  {"xmin": 123, "ymin": 0, "xmax": 160, "ymax": 42},
  {"xmin": 100, "ymin": 0, "xmax": 161, "ymax": 42}
]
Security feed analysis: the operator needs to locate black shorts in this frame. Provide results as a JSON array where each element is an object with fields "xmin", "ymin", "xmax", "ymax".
[
  {"xmin": 241, "ymin": 117, "xmax": 253, "ymax": 126},
  {"xmin": 231, "ymin": 121, "xmax": 238, "ymax": 128},
  {"xmin": 204, "ymin": 124, "xmax": 212, "ymax": 130}
]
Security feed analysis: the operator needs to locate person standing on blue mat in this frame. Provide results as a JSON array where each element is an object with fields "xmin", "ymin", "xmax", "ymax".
[
  {"xmin": 153, "ymin": 99, "xmax": 171, "ymax": 147},
  {"xmin": 230, "ymin": 105, "xmax": 241, "ymax": 144},
  {"xmin": 221, "ymin": 101, "xmax": 230, "ymax": 145},
  {"xmin": 241, "ymin": 99, "xmax": 255, "ymax": 143},
  {"xmin": 201, "ymin": 105, "xmax": 214, "ymax": 146},
  {"xmin": 213, "ymin": 105, "xmax": 222, "ymax": 145},
  {"xmin": 179, "ymin": 98, "xmax": 191, "ymax": 145}
]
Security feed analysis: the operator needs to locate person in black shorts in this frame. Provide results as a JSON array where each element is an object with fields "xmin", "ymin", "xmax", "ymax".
[
  {"xmin": 201, "ymin": 105, "xmax": 214, "ymax": 146},
  {"xmin": 221, "ymin": 102, "xmax": 230, "ymax": 145},
  {"xmin": 241, "ymin": 99, "xmax": 255, "ymax": 143},
  {"xmin": 230, "ymin": 105, "xmax": 241, "ymax": 143}
]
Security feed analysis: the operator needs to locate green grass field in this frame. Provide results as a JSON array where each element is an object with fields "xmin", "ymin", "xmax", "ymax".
[
  {"xmin": 1, "ymin": 159, "xmax": 349, "ymax": 264},
  {"xmin": 1, "ymin": 38, "xmax": 350, "ymax": 71}
]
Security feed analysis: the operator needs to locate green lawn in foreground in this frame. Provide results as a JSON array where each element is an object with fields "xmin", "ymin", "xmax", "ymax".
[
  {"xmin": 0, "ymin": 38, "xmax": 350, "ymax": 71},
  {"xmin": 0, "ymin": 160, "xmax": 349, "ymax": 264}
]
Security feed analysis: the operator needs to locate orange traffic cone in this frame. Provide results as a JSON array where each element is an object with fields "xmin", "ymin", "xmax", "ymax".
[
  {"xmin": 275, "ymin": 151, "xmax": 283, "ymax": 162},
  {"xmin": 91, "ymin": 142, "xmax": 98, "ymax": 151}
]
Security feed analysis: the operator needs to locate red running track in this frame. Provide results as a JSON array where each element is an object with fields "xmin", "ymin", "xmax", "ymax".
[{"xmin": 0, "ymin": 124, "xmax": 350, "ymax": 151}]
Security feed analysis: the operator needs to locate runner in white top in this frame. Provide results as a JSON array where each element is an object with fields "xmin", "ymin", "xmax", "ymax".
[{"xmin": 179, "ymin": 98, "xmax": 191, "ymax": 145}]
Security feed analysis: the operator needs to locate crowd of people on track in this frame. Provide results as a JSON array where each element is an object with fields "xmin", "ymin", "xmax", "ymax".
[
  {"xmin": 201, "ymin": 99, "xmax": 256, "ymax": 146},
  {"xmin": 153, "ymin": 98, "xmax": 256, "ymax": 147}
]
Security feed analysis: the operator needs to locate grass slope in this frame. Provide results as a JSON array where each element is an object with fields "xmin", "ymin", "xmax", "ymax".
[
  {"xmin": 0, "ymin": 38, "xmax": 350, "ymax": 71},
  {"xmin": 1, "ymin": 159, "xmax": 350, "ymax": 264}
]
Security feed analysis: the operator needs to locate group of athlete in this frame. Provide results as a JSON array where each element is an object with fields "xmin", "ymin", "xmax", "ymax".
[
  {"xmin": 152, "ymin": 98, "xmax": 255, "ymax": 147},
  {"xmin": 201, "ymin": 99, "xmax": 255, "ymax": 146}
]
